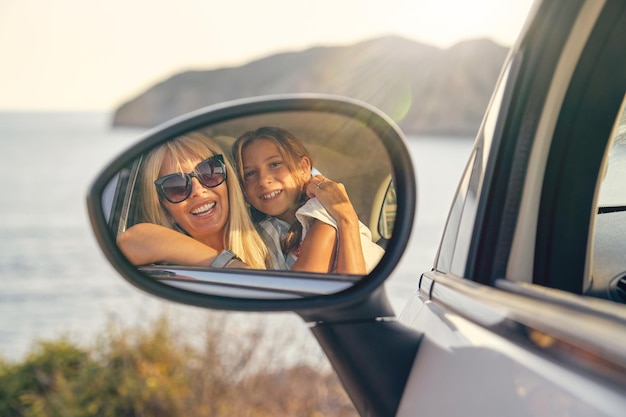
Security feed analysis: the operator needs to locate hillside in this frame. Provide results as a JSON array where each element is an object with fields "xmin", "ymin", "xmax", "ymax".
[{"xmin": 112, "ymin": 36, "xmax": 508, "ymax": 136}]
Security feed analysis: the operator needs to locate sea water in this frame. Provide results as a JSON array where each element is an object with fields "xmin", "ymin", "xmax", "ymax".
[{"xmin": 0, "ymin": 111, "xmax": 473, "ymax": 362}]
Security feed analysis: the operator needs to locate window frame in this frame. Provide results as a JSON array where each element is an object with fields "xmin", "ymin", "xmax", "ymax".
[{"xmin": 534, "ymin": 1, "xmax": 626, "ymax": 295}]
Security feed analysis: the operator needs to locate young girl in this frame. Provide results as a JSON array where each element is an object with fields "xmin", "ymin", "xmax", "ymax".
[{"xmin": 231, "ymin": 126, "xmax": 385, "ymax": 274}]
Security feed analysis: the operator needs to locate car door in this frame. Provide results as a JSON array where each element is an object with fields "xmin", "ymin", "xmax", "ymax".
[{"xmin": 397, "ymin": 0, "xmax": 626, "ymax": 415}]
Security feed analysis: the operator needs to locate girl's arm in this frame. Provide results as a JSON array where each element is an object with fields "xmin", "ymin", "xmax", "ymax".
[
  {"xmin": 290, "ymin": 220, "xmax": 337, "ymax": 273},
  {"xmin": 117, "ymin": 223, "xmax": 248, "ymax": 268},
  {"xmin": 304, "ymin": 175, "xmax": 367, "ymax": 275}
]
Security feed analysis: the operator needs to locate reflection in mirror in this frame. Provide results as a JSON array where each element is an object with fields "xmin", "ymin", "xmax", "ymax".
[
  {"xmin": 101, "ymin": 110, "xmax": 394, "ymax": 299},
  {"xmin": 377, "ymin": 180, "xmax": 397, "ymax": 244},
  {"xmin": 590, "ymin": 94, "xmax": 626, "ymax": 304}
]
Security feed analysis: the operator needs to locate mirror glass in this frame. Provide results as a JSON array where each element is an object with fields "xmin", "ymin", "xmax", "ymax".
[{"xmin": 101, "ymin": 110, "xmax": 395, "ymax": 299}]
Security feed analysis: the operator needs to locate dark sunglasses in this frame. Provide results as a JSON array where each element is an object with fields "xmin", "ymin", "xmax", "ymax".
[{"xmin": 154, "ymin": 154, "xmax": 227, "ymax": 204}]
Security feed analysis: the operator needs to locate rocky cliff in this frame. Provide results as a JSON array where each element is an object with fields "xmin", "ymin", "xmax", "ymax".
[{"xmin": 112, "ymin": 36, "xmax": 508, "ymax": 136}]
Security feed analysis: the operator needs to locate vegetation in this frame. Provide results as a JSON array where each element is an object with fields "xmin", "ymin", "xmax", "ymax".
[{"xmin": 0, "ymin": 313, "xmax": 357, "ymax": 417}]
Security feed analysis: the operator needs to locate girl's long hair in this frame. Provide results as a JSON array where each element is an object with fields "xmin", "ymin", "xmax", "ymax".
[
  {"xmin": 138, "ymin": 131, "xmax": 271, "ymax": 269},
  {"xmin": 231, "ymin": 126, "xmax": 312, "ymax": 254}
]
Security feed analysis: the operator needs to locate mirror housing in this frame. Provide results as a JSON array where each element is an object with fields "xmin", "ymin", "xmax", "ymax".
[{"xmin": 87, "ymin": 94, "xmax": 416, "ymax": 317}]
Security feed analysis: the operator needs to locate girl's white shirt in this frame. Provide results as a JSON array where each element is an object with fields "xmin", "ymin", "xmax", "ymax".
[{"xmin": 296, "ymin": 198, "xmax": 385, "ymax": 273}]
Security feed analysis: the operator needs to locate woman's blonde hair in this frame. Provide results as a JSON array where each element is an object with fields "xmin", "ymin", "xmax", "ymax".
[
  {"xmin": 137, "ymin": 131, "xmax": 271, "ymax": 269},
  {"xmin": 231, "ymin": 127, "xmax": 312, "ymax": 253}
]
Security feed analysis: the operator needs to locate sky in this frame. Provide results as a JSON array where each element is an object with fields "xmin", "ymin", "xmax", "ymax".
[{"xmin": 0, "ymin": 0, "xmax": 534, "ymax": 112}]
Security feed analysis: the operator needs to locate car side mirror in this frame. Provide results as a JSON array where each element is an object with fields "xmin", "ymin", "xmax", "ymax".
[{"xmin": 87, "ymin": 94, "xmax": 416, "ymax": 313}]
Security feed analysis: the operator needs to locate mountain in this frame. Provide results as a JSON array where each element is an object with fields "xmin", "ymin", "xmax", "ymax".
[{"xmin": 112, "ymin": 36, "xmax": 508, "ymax": 136}]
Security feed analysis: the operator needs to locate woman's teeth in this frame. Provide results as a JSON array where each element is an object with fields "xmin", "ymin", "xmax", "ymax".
[{"xmin": 191, "ymin": 202, "xmax": 215, "ymax": 215}]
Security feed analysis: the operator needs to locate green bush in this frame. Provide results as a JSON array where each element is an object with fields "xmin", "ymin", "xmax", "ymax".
[{"xmin": 0, "ymin": 314, "xmax": 356, "ymax": 417}]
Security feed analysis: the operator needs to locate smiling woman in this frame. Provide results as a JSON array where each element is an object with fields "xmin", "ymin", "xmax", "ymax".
[{"xmin": 116, "ymin": 132, "xmax": 271, "ymax": 270}]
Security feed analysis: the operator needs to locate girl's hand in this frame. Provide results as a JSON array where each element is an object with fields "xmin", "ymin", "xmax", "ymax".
[
  {"xmin": 305, "ymin": 175, "xmax": 366, "ymax": 275},
  {"xmin": 306, "ymin": 175, "xmax": 358, "ymax": 223}
]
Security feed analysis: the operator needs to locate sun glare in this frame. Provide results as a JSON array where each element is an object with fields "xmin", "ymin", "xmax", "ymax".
[
  {"xmin": 366, "ymin": 0, "xmax": 533, "ymax": 48},
  {"xmin": 0, "ymin": 0, "xmax": 534, "ymax": 111}
]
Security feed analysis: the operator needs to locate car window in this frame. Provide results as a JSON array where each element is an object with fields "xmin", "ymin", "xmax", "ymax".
[
  {"xmin": 436, "ymin": 59, "xmax": 515, "ymax": 275},
  {"xmin": 597, "ymin": 96, "xmax": 626, "ymax": 208},
  {"xmin": 589, "ymin": 94, "xmax": 626, "ymax": 304},
  {"xmin": 377, "ymin": 180, "xmax": 396, "ymax": 242}
]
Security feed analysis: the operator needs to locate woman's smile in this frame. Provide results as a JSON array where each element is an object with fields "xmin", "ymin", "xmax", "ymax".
[{"xmin": 191, "ymin": 201, "xmax": 216, "ymax": 216}]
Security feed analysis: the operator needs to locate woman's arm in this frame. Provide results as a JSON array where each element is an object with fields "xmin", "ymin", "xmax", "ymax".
[
  {"xmin": 117, "ymin": 223, "xmax": 248, "ymax": 268},
  {"xmin": 305, "ymin": 175, "xmax": 367, "ymax": 275}
]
